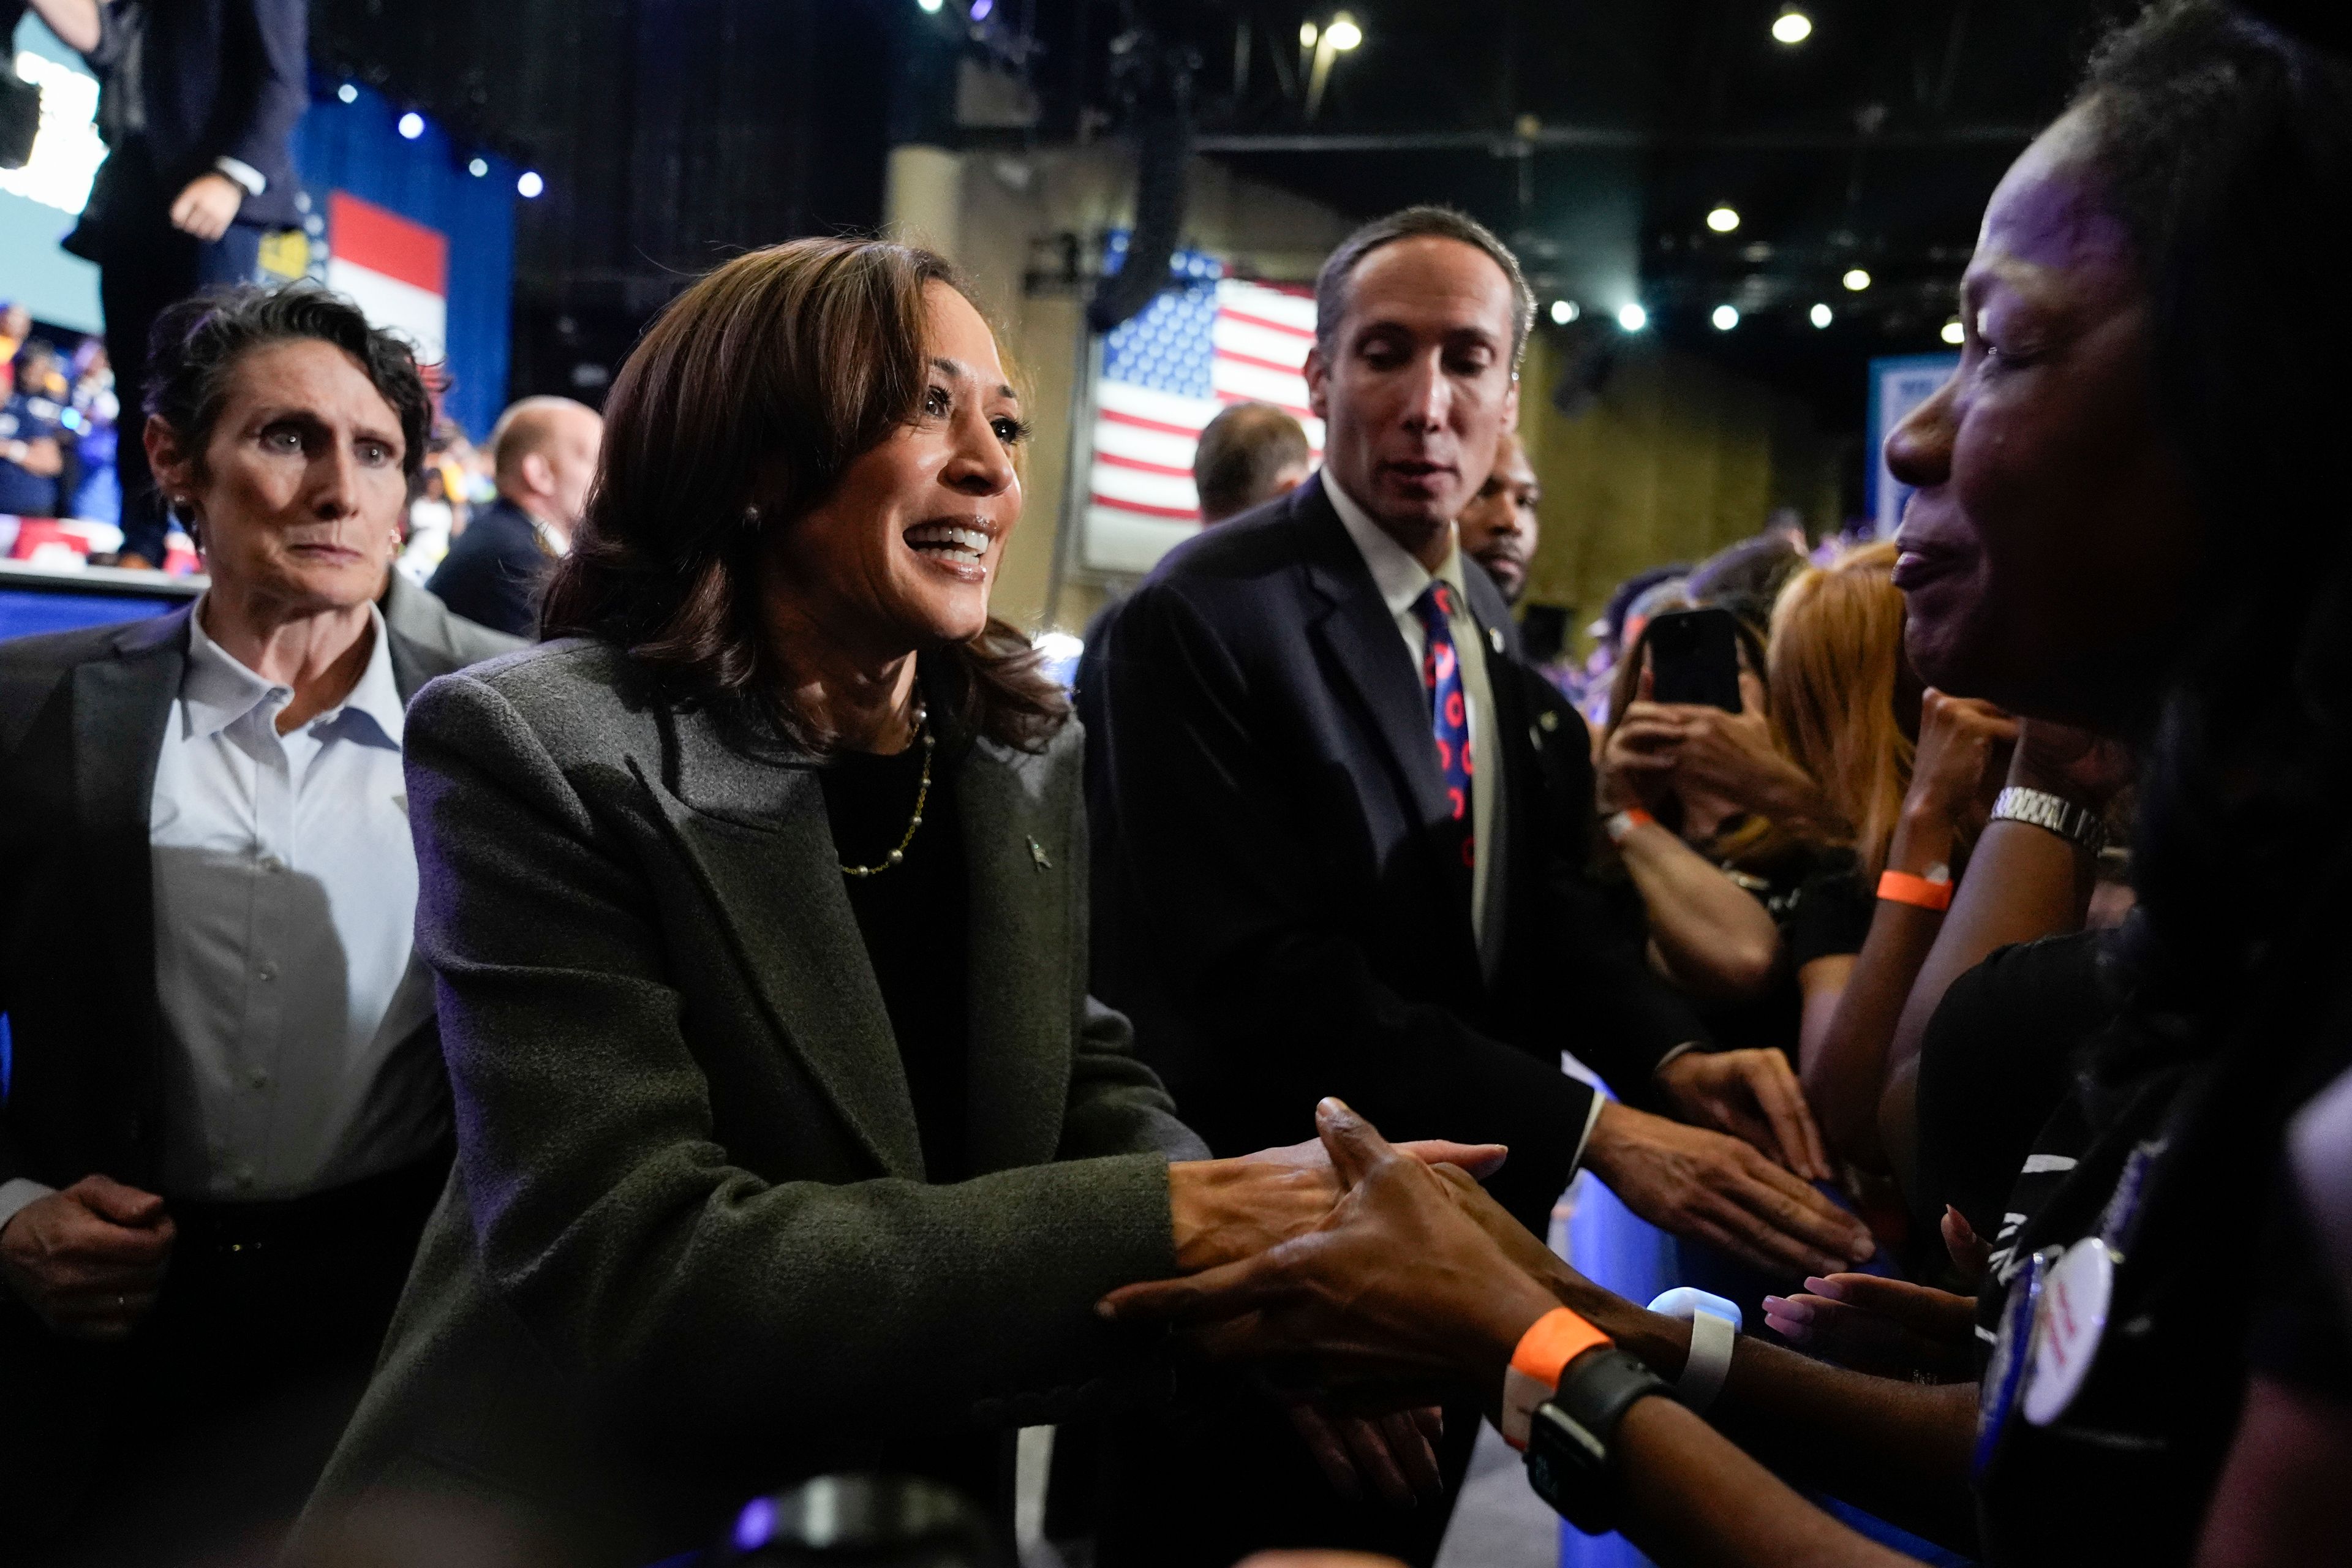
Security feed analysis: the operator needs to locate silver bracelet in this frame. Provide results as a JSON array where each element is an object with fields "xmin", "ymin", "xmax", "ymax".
[{"xmin": 1990, "ymin": 786, "xmax": 2107, "ymax": 856}]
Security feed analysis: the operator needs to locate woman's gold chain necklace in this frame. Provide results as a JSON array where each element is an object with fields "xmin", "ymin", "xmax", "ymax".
[{"xmin": 840, "ymin": 710, "xmax": 934, "ymax": 878}]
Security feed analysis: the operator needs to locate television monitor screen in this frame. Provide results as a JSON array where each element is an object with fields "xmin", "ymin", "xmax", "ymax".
[{"xmin": 0, "ymin": 585, "xmax": 186, "ymax": 639}]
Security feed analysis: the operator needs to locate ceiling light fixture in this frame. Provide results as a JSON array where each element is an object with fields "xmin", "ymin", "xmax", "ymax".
[
  {"xmin": 1711, "ymin": 305, "xmax": 1740, "ymax": 331},
  {"xmin": 1809, "ymin": 303, "xmax": 1834, "ymax": 328},
  {"xmin": 1706, "ymin": 205, "xmax": 1740, "ymax": 234},
  {"xmin": 397, "ymin": 111, "xmax": 424, "ymax": 140},
  {"xmin": 1325, "ymin": 12, "xmax": 1363, "ymax": 50},
  {"xmin": 337, "ymin": 82, "xmax": 358, "ymax": 104},
  {"xmin": 1942, "ymin": 318, "xmax": 1966, "ymax": 345},
  {"xmin": 1842, "ymin": 267, "xmax": 1872, "ymax": 292},
  {"xmin": 1550, "ymin": 300, "xmax": 1580, "ymax": 325},
  {"xmin": 1773, "ymin": 7, "xmax": 1813, "ymax": 45},
  {"xmin": 1299, "ymin": 20, "xmax": 1317, "ymax": 47},
  {"xmin": 468, "ymin": 157, "xmax": 489, "ymax": 177},
  {"xmin": 1618, "ymin": 302, "xmax": 1649, "ymax": 333},
  {"xmin": 517, "ymin": 170, "xmax": 545, "ymax": 198},
  {"xmin": 917, "ymin": 0, "xmax": 944, "ymax": 12}
]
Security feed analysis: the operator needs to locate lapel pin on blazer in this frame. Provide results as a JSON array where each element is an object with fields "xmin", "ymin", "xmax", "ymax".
[
  {"xmin": 1487, "ymin": 626, "xmax": 1506, "ymax": 654},
  {"xmin": 1027, "ymin": 836, "xmax": 1052, "ymax": 870}
]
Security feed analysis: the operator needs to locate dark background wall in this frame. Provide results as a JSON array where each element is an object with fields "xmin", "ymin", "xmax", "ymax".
[{"xmin": 311, "ymin": 0, "xmax": 898, "ymax": 400}]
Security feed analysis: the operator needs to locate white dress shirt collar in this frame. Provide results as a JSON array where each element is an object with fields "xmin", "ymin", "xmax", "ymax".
[
  {"xmin": 185, "ymin": 598, "xmax": 405, "ymax": 749},
  {"xmin": 1324, "ymin": 474, "xmax": 1473, "ymax": 618}
]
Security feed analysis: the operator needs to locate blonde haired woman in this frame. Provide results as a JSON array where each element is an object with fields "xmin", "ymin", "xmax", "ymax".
[{"xmin": 1765, "ymin": 543, "xmax": 2016, "ymax": 1172}]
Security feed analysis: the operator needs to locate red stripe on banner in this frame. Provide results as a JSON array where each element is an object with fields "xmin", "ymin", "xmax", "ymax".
[
  {"xmin": 1090, "ymin": 494, "xmax": 1203, "ymax": 521},
  {"xmin": 1216, "ymin": 345, "xmax": 1311, "ymax": 377},
  {"xmin": 328, "ymin": 190, "xmax": 448, "ymax": 296},
  {"xmin": 1095, "ymin": 451, "xmax": 1196, "ymax": 479},
  {"xmin": 1219, "ymin": 307, "xmax": 1317, "ymax": 341},
  {"xmin": 1102, "ymin": 406, "xmax": 1212, "ymax": 439}
]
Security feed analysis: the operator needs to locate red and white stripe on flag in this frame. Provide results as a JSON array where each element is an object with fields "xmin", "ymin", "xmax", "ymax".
[
  {"xmin": 1081, "ymin": 279, "xmax": 1325, "ymax": 576},
  {"xmin": 325, "ymin": 191, "xmax": 450, "ymax": 363}
]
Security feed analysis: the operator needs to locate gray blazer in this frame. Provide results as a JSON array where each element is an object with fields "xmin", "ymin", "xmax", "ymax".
[{"xmin": 306, "ymin": 639, "xmax": 1205, "ymax": 1562}]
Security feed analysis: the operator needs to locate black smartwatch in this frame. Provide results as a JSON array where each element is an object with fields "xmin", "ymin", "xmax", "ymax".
[{"xmin": 1523, "ymin": 1344, "xmax": 1673, "ymax": 1534}]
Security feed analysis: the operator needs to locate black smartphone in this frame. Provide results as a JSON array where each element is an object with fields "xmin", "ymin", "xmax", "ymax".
[{"xmin": 1646, "ymin": 606, "xmax": 1744, "ymax": 712}]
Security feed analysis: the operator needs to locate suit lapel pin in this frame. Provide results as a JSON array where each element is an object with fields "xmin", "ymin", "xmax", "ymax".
[
  {"xmin": 1027, "ymin": 835, "xmax": 1052, "ymax": 870},
  {"xmin": 1487, "ymin": 626, "xmax": 1506, "ymax": 654},
  {"xmin": 1537, "ymin": 710, "xmax": 1560, "ymax": 733}
]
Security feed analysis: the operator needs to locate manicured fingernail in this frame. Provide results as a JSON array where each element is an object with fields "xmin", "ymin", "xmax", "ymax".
[
  {"xmin": 1770, "ymin": 1297, "xmax": 1812, "ymax": 1322},
  {"xmin": 1803, "ymin": 1275, "xmax": 1845, "ymax": 1300},
  {"xmin": 1094, "ymin": 1300, "xmax": 1116, "ymax": 1319},
  {"xmin": 1763, "ymin": 1311, "xmax": 1808, "ymax": 1341}
]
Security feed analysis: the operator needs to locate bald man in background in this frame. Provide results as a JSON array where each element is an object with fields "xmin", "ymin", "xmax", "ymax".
[
  {"xmin": 1456, "ymin": 427, "xmax": 1539, "ymax": 607},
  {"xmin": 425, "ymin": 396, "xmax": 602, "ymax": 638}
]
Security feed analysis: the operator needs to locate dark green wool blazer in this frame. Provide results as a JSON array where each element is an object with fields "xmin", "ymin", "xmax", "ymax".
[{"xmin": 303, "ymin": 638, "xmax": 1204, "ymax": 1563}]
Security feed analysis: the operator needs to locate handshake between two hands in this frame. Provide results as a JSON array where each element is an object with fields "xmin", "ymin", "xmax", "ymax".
[{"xmin": 1129, "ymin": 1103, "xmax": 1608, "ymax": 1507}]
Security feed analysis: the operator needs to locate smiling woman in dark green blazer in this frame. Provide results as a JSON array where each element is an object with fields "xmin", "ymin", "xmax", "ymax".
[{"xmin": 297, "ymin": 238, "xmax": 1373, "ymax": 1564}]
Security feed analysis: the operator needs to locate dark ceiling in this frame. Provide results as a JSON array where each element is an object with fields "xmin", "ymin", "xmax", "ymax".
[{"xmin": 310, "ymin": 0, "xmax": 2159, "ymax": 423}]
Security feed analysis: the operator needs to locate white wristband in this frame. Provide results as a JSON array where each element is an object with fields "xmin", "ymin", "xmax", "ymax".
[{"xmin": 1648, "ymin": 1287, "xmax": 1741, "ymax": 1414}]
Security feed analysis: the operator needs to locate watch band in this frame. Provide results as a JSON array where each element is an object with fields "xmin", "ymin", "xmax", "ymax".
[
  {"xmin": 1990, "ymin": 786, "xmax": 2108, "ymax": 856},
  {"xmin": 1648, "ymin": 1287, "xmax": 1742, "ymax": 1413},
  {"xmin": 1501, "ymin": 1306, "xmax": 1613, "ymax": 1450},
  {"xmin": 1524, "ymin": 1346, "xmax": 1673, "ymax": 1534}
]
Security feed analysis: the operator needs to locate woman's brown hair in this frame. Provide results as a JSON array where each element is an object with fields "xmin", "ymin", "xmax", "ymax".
[
  {"xmin": 1766, "ymin": 541, "xmax": 1913, "ymax": 878},
  {"xmin": 541, "ymin": 236, "xmax": 1066, "ymax": 751}
]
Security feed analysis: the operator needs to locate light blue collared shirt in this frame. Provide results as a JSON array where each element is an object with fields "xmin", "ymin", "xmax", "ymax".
[{"xmin": 0, "ymin": 602, "xmax": 444, "ymax": 1227}]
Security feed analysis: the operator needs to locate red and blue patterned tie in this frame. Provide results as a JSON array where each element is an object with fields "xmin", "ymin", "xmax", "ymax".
[{"xmin": 1411, "ymin": 582, "xmax": 1476, "ymax": 874}]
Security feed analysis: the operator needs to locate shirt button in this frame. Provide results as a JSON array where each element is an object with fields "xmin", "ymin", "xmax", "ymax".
[{"xmin": 256, "ymin": 963, "xmax": 277, "ymax": 982}]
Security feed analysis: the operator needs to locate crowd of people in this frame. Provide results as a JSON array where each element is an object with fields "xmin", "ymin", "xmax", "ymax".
[{"xmin": 0, "ymin": 2, "xmax": 2347, "ymax": 1567}]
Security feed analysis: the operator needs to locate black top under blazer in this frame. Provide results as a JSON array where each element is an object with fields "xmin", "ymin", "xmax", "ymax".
[
  {"xmin": 1087, "ymin": 473, "xmax": 1708, "ymax": 1232},
  {"xmin": 300, "ymin": 641, "xmax": 1206, "ymax": 1564}
]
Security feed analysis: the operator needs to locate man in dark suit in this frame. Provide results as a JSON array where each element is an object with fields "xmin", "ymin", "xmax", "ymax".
[
  {"xmin": 1086, "ymin": 206, "xmax": 1869, "ymax": 1566},
  {"xmin": 427, "ymin": 395, "xmax": 603, "ymax": 637},
  {"xmin": 29, "ymin": 0, "xmax": 307, "ymax": 567}
]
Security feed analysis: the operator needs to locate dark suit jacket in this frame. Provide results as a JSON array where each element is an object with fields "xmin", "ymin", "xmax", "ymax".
[
  {"xmin": 1088, "ymin": 475, "xmax": 1706, "ymax": 1231},
  {"xmin": 70, "ymin": 0, "xmax": 307, "ymax": 238},
  {"xmin": 426, "ymin": 498, "xmax": 552, "ymax": 639},
  {"xmin": 300, "ymin": 640, "xmax": 1206, "ymax": 1564},
  {"xmin": 0, "ymin": 581, "xmax": 516, "ymax": 1203}
]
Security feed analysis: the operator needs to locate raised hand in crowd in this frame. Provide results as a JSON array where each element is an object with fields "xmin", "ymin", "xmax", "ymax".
[
  {"xmin": 0, "ymin": 1174, "xmax": 175, "ymax": 1341},
  {"xmin": 1875, "ymin": 715, "xmax": 2134, "ymax": 1197},
  {"xmin": 1796, "ymin": 690, "xmax": 2016, "ymax": 1168}
]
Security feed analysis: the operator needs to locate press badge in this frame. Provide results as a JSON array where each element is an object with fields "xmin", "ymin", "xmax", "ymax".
[{"xmin": 1973, "ymin": 1244, "xmax": 2055, "ymax": 1479}]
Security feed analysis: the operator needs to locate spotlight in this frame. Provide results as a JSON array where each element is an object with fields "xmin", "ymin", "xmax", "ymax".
[
  {"xmin": 1809, "ymin": 303, "xmax": 1834, "ymax": 329},
  {"xmin": 1942, "ymin": 318, "xmax": 1966, "ymax": 345},
  {"xmin": 1842, "ymin": 268, "xmax": 1872, "ymax": 292},
  {"xmin": 1618, "ymin": 302, "xmax": 1649, "ymax": 333},
  {"xmin": 337, "ymin": 82, "xmax": 358, "ymax": 104},
  {"xmin": 1549, "ymin": 299, "xmax": 1580, "ymax": 325},
  {"xmin": 517, "ymin": 170, "xmax": 545, "ymax": 198},
  {"xmin": 1705, "ymin": 205, "xmax": 1740, "ymax": 234},
  {"xmin": 1772, "ymin": 7, "xmax": 1812, "ymax": 45},
  {"xmin": 1711, "ymin": 304, "xmax": 1740, "ymax": 331},
  {"xmin": 397, "ymin": 111, "xmax": 424, "ymax": 140},
  {"xmin": 468, "ymin": 157, "xmax": 489, "ymax": 177},
  {"xmin": 1299, "ymin": 20, "xmax": 1317, "ymax": 46},
  {"xmin": 917, "ymin": 0, "xmax": 944, "ymax": 12},
  {"xmin": 970, "ymin": 0, "xmax": 992, "ymax": 18},
  {"xmin": 1325, "ymin": 12, "xmax": 1362, "ymax": 50}
]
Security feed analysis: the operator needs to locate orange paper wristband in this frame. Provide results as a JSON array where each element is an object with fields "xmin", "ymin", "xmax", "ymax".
[
  {"xmin": 1511, "ymin": 1305, "xmax": 1613, "ymax": 1387},
  {"xmin": 1877, "ymin": 869, "xmax": 1955, "ymax": 911}
]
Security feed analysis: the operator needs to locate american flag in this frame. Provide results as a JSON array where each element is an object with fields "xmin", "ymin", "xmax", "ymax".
[{"xmin": 1080, "ymin": 247, "xmax": 1325, "ymax": 575}]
